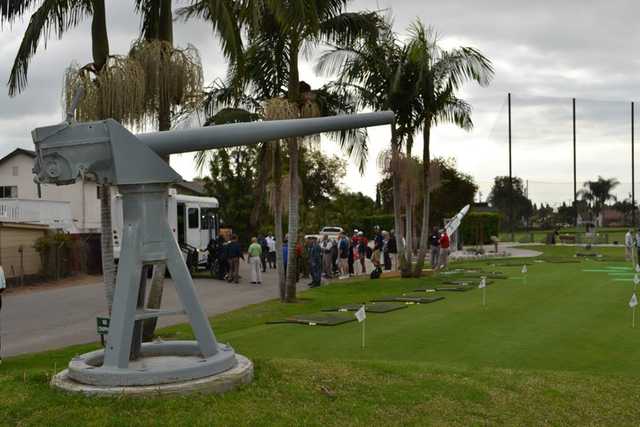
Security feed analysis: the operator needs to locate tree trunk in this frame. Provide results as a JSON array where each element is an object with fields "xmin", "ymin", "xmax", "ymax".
[
  {"xmin": 91, "ymin": 0, "xmax": 115, "ymax": 314},
  {"xmin": 404, "ymin": 144, "xmax": 412, "ymax": 265},
  {"xmin": 100, "ymin": 183, "xmax": 116, "ymax": 313},
  {"xmin": 143, "ymin": 0, "xmax": 173, "ymax": 340},
  {"xmin": 284, "ymin": 38, "xmax": 301, "ymax": 302},
  {"xmin": 414, "ymin": 118, "xmax": 432, "ymax": 277},
  {"xmin": 273, "ymin": 142, "xmax": 286, "ymax": 301},
  {"xmin": 91, "ymin": 0, "xmax": 109, "ymax": 72},
  {"xmin": 390, "ymin": 125, "xmax": 408, "ymax": 275}
]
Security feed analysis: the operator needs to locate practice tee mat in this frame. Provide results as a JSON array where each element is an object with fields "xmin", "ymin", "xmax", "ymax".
[
  {"xmin": 321, "ymin": 303, "xmax": 408, "ymax": 313},
  {"xmin": 441, "ymin": 272, "xmax": 506, "ymax": 280},
  {"xmin": 371, "ymin": 296, "xmax": 445, "ymax": 304},
  {"xmin": 441, "ymin": 279, "xmax": 494, "ymax": 286},
  {"xmin": 576, "ymin": 252, "xmax": 601, "ymax": 257},
  {"xmin": 433, "ymin": 284, "xmax": 476, "ymax": 292},
  {"xmin": 266, "ymin": 312, "xmax": 355, "ymax": 326}
]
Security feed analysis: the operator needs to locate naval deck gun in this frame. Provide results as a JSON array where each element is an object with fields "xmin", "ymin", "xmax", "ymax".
[{"xmin": 34, "ymin": 111, "xmax": 394, "ymax": 393}]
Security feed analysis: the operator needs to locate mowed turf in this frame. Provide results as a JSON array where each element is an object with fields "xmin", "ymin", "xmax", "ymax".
[{"xmin": 3, "ymin": 245, "xmax": 640, "ymax": 426}]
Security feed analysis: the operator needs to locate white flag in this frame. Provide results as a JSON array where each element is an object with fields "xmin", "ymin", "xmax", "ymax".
[
  {"xmin": 521, "ymin": 265, "xmax": 528, "ymax": 274},
  {"xmin": 478, "ymin": 277, "xmax": 486, "ymax": 289},
  {"xmin": 0, "ymin": 266, "xmax": 5, "ymax": 290},
  {"xmin": 630, "ymin": 293, "xmax": 638, "ymax": 308},
  {"xmin": 636, "ymin": 264, "xmax": 640, "ymax": 273},
  {"xmin": 634, "ymin": 274, "xmax": 640, "ymax": 286},
  {"xmin": 355, "ymin": 305, "xmax": 366, "ymax": 322}
]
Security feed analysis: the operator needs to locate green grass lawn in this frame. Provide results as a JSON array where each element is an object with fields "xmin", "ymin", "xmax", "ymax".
[{"xmin": 3, "ymin": 245, "xmax": 640, "ymax": 425}]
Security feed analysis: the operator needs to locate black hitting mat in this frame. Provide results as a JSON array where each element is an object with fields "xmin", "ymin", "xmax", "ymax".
[
  {"xmin": 435, "ymin": 284, "xmax": 476, "ymax": 292},
  {"xmin": 266, "ymin": 312, "xmax": 356, "ymax": 326},
  {"xmin": 321, "ymin": 302, "xmax": 408, "ymax": 313},
  {"xmin": 371, "ymin": 296, "xmax": 445, "ymax": 304},
  {"xmin": 441, "ymin": 279, "xmax": 494, "ymax": 286}
]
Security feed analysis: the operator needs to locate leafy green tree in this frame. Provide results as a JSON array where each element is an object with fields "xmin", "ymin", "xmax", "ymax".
[
  {"xmin": 317, "ymin": 17, "xmax": 415, "ymax": 274},
  {"xmin": 405, "ymin": 20, "xmax": 493, "ymax": 276},
  {"xmin": 579, "ymin": 176, "xmax": 620, "ymax": 223},
  {"xmin": 488, "ymin": 176, "xmax": 533, "ymax": 230}
]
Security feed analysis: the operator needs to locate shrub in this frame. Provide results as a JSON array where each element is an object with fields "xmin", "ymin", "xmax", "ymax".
[{"xmin": 460, "ymin": 212, "xmax": 500, "ymax": 245}]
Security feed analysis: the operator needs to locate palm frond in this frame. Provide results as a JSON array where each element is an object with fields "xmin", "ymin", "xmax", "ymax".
[
  {"xmin": 176, "ymin": 0, "xmax": 243, "ymax": 61},
  {"xmin": 7, "ymin": 0, "xmax": 91, "ymax": 96}
]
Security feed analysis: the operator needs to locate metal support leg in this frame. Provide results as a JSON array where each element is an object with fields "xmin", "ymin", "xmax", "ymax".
[
  {"xmin": 164, "ymin": 227, "xmax": 218, "ymax": 357},
  {"xmin": 103, "ymin": 224, "xmax": 143, "ymax": 369}
]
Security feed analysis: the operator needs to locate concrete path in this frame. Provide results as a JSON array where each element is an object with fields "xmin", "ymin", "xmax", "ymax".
[{"xmin": 0, "ymin": 262, "xmax": 299, "ymax": 357}]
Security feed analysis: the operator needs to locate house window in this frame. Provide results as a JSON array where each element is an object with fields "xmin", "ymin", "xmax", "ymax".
[
  {"xmin": 12, "ymin": 166, "xmax": 18, "ymax": 176},
  {"xmin": 0, "ymin": 186, "xmax": 18, "ymax": 198}
]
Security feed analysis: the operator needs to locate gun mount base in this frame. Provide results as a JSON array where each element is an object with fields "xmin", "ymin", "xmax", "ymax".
[{"xmin": 51, "ymin": 351, "xmax": 253, "ymax": 396}]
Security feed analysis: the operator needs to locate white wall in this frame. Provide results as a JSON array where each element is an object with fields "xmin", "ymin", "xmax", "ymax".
[{"xmin": 0, "ymin": 153, "xmax": 101, "ymax": 233}]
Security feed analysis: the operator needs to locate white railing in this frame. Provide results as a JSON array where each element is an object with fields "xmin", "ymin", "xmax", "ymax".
[{"xmin": 0, "ymin": 199, "xmax": 75, "ymax": 231}]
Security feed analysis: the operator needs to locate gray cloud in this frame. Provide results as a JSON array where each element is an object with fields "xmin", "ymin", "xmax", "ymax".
[{"xmin": 2, "ymin": 0, "xmax": 640, "ymax": 204}]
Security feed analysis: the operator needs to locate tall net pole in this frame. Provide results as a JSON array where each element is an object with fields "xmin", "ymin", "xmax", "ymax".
[
  {"xmin": 573, "ymin": 98, "xmax": 577, "ymax": 228},
  {"xmin": 632, "ymin": 101, "xmax": 635, "ymax": 228},
  {"xmin": 508, "ymin": 93, "xmax": 514, "ymax": 241}
]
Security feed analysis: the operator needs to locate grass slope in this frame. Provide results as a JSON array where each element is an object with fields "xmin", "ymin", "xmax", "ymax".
[{"xmin": 2, "ymin": 245, "xmax": 640, "ymax": 425}]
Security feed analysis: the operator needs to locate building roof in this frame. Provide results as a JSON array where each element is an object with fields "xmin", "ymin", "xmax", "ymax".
[
  {"xmin": 175, "ymin": 180, "xmax": 207, "ymax": 196},
  {"xmin": 0, "ymin": 148, "xmax": 36, "ymax": 166}
]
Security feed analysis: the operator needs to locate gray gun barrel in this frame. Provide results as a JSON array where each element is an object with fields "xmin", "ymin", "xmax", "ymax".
[{"xmin": 138, "ymin": 111, "xmax": 394, "ymax": 156}]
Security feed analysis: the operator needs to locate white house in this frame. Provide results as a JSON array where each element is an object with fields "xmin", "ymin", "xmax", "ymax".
[
  {"xmin": 0, "ymin": 147, "xmax": 208, "ymax": 234},
  {"xmin": 0, "ymin": 148, "xmax": 101, "ymax": 233}
]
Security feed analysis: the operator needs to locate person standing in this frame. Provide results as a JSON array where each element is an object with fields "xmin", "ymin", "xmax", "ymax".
[
  {"xmin": 226, "ymin": 234, "xmax": 243, "ymax": 283},
  {"xmin": 266, "ymin": 234, "xmax": 276, "ymax": 269},
  {"xmin": 258, "ymin": 235, "xmax": 268, "ymax": 273},
  {"xmin": 438, "ymin": 229, "xmax": 450, "ymax": 270},
  {"xmin": 388, "ymin": 231, "xmax": 398, "ymax": 271},
  {"xmin": 357, "ymin": 231, "xmax": 368, "ymax": 274},
  {"xmin": 283, "ymin": 234, "xmax": 289, "ymax": 277},
  {"xmin": 382, "ymin": 231, "xmax": 391, "ymax": 271},
  {"xmin": 338, "ymin": 232, "xmax": 350, "ymax": 278},
  {"xmin": 348, "ymin": 232, "xmax": 357, "ymax": 275},
  {"xmin": 308, "ymin": 237, "xmax": 322, "ymax": 288},
  {"xmin": 320, "ymin": 235, "xmax": 334, "ymax": 278},
  {"xmin": 247, "ymin": 237, "xmax": 263, "ymax": 284},
  {"xmin": 625, "ymin": 229, "xmax": 634, "ymax": 262},
  {"xmin": 429, "ymin": 227, "xmax": 441, "ymax": 269},
  {"xmin": 372, "ymin": 226, "xmax": 383, "ymax": 270}
]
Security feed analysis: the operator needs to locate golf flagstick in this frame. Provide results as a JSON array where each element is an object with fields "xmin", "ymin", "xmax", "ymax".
[
  {"xmin": 355, "ymin": 305, "xmax": 366, "ymax": 349},
  {"xmin": 479, "ymin": 276, "xmax": 487, "ymax": 306},
  {"xmin": 630, "ymin": 293, "xmax": 638, "ymax": 328}
]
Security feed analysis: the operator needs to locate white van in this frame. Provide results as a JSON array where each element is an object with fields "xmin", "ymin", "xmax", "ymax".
[{"xmin": 112, "ymin": 188, "xmax": 220, "ymax": 268}]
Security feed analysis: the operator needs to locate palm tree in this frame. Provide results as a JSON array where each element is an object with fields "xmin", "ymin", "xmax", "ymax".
[
  {"xmin": 405, "ymin": 21, "xmax": 493, "ymax": 276},
  {"xmin": 183, "ymin": 1, "xmax": 377, "ymax": 301},
  {"xmin": 317, "ymin": 18, "xmax": 416, "ymax": 275},
  {"xmin": 579, "ymin": 176, "xmax": 620, "ymax": 224},
  {"xmin": 2, "ymin": 0, "xmax": 117, "ymax": 310}
]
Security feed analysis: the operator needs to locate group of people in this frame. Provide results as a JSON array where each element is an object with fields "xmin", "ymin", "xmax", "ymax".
[
  {"xmin": 208, "ymin": 225, "xmax": 456, "ymax": 286},
  {"xmin": 428, "ymin": 226, "xmax": 451, "ymax": 270}
]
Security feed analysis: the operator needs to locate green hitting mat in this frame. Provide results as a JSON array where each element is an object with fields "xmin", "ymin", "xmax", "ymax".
[
  {"xmin": 541, "ymin": 257, "xmax": 580, "ymax": 263},
  {"xmin": 321, "ymin": 302, "xmax": 407, "ymax": 313},
  {"xmin": 440, "ymin": 272, "xmax": 506, "ymax": 280},
  {"xmin": 371, "ymin": 296, "xmax": 445, "ymax": 304},
  {"xmin": 266, "ymin": 312, "xmax": 356, "ymax": 326}
]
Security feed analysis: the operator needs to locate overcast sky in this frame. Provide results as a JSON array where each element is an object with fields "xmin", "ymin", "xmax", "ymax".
[{"xmin": 1, "ymin": 0, "xmax": 639, "ymax": 206}]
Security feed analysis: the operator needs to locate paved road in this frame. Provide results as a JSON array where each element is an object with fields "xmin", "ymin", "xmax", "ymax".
[{"xmin": 1, "ymin": 262, "xmax": 297, "ymax": 357}]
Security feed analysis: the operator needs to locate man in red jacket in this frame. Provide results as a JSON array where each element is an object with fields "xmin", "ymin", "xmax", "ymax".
[{"xmin": 438, "ymin": 229, "xmax": 450, "ymax": 270}]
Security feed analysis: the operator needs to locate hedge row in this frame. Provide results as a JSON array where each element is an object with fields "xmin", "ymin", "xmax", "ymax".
[{"xmin": 459, "ymin": 212, "xmax": 500, "ymax": 245}]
